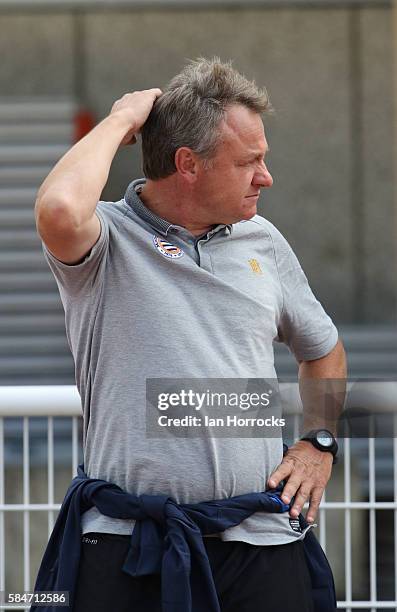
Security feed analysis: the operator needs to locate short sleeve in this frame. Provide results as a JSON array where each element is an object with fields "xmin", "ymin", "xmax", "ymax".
[
  {"xmin": 272, "ymin": 226, "xmax": 338, "ymax": 362},
  {"xmin": 42, "ymin": 207, "xmax": 109, "ymax": 300}
]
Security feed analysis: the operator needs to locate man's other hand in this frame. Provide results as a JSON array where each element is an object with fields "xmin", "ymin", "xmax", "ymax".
[
  {"xmin": 268, "ymin": 440, "xmax": 333, "ymax": 524},
  {"xmin": 110, "ymin": 89, "xmax": 162, "ymax": 146}
]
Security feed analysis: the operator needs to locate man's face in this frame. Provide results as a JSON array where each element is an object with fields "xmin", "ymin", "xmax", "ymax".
[{"xmin": 194, "ymin": 104, "xmax": 273, "ymax": 225}]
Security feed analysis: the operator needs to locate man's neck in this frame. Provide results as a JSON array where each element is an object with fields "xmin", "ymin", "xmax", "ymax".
[{"xmin": 139, "ymin": 179, "xmax": 214, "ymax": 237}]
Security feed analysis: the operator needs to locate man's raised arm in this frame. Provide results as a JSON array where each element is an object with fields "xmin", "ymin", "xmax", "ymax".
[{"xmin": 35, "ymin": 89, "xmax": 161, "ymax": 264}]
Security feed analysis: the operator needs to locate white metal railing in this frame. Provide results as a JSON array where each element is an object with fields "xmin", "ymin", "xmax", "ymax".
[
  {"xmin": 0, "ymin": 387, "xmax": 81, "ymax": 610},
  {"xmin": 0, "ymin": 384, "xmax": 397, "ymax": 611},
  {"xmin": 0, "ymin": 0, "xmax": 389, "ymax": 9}
]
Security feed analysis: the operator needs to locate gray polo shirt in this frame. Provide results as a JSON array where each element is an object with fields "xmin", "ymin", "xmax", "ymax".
[{"xmin": 42, "ymin": 178, "xmax": 338, "ymax": 545}]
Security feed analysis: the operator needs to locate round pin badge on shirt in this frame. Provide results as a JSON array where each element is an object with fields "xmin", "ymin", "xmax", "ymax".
[{"xmin": 153, "ymin": 235, "xmax": 184, "ymax": 259}]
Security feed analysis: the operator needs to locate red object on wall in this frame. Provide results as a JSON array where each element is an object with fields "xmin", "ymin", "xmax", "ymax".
[{"xmin": 73, "ymin": 109, "xmax": 96, "ymax": 143}]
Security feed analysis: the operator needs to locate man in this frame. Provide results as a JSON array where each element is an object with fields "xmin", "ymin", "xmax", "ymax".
[{"xmin": 35, "ymin": 57, "xmax": 346, "ymax": 611}]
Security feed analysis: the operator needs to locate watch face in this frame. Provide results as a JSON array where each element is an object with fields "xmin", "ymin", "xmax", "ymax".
[{"xmin": 316, "ymin": 430, "xmax": 333, "ymax": 447}]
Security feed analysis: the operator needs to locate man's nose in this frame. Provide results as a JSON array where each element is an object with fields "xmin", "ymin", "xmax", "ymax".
[{"xmin": 254, "ymin": 163, "xmax": 273, "ymax": 188}]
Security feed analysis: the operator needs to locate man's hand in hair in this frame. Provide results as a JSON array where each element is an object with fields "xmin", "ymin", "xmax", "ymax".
[{"xmin": 110, "ymin": 89, "xmax": 162, "ymax": 146}]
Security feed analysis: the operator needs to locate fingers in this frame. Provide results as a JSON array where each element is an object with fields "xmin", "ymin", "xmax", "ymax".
[
  {"xmin": 288, "ymin": 484, "xmax": 312, "ymax": 518},
  {"xmin": 305, "ymin": 487, "xmax": 323, "ymax": 523},
  {"xmin": 114, "ymin": 88, "xmax": 162, "ymax": 108},
  {"xmin": 117, "ymin": 88, "xmax": 162, "ymax": 103},
  {"xmin": 110, "ymin": 88, "xmax": 163, "ymax": 143},
  {"xmin": 289, "ymin": 485, "xmax": 323, "ymax": 523},
  {"xmin": 268, "ymin": 446, "xmax": 331, "ymax": 523},
  {"xmin": 268, "ymin": 459, "xmax": 294, "ymax": 489},
  {"xmin": 268, "ymin": 461, "xmax": 306, "ymax": 510},
  {"xmin": 280, "ymin": 474, "xmax": 304, "ymax": 506},
  {"xmin": 274, "ymin": 468, "xmax": 323, "ymax": 521},
  {"xmin": 287, "ymin": 484, "xmax": 324, "ymax": 523},
  {"xmin": 150, "ymin": 87, "xmax": 163, "ymax": 99}
]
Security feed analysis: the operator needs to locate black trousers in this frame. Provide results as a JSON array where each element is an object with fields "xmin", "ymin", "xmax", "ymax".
[{"xmin": 73, "ymin": 533, "xmax": 314, "ymax": 612}]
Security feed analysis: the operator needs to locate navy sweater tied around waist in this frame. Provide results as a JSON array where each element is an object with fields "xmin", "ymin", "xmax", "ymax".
[{"xmin": 32, "ymin": 465, "xmax": 336, "ymax": 612}]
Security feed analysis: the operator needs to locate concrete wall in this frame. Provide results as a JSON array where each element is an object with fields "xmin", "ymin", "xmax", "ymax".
[{"xmin": 0, "ymin": 5, "xmax": 395, "ymax": 324}]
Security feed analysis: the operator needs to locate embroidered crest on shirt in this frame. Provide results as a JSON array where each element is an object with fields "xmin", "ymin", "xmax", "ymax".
[
  {"xmin": 153, "ymin": 235, "xmax": 184, "ymax": 259},
  {"xmin": 248, "ymin": 258, "xmax": 263, "ymax": 275}
]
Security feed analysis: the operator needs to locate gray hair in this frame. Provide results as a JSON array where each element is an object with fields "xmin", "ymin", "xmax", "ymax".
[{"xmin": 141, "ymin": 57, "xmax": 272, "ymax": 180}]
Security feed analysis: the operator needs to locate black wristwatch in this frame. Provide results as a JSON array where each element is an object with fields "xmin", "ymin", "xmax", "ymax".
[{"xmin": 300, "ymin": 429, "xmax": 338, "ymax": 464}]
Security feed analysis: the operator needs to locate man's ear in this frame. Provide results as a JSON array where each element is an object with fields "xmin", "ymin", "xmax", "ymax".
[{"xmin": 174, "ymin": 147, "xmax": 199, "ymax": 183}]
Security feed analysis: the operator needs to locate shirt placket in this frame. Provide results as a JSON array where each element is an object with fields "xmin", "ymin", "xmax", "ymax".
[{"xmin": 195, "ymin": 235, "xmax": 214, "ymax": 273}]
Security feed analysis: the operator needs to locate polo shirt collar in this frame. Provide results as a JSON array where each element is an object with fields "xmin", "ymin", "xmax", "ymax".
[
  {"xmin": 124, "ymin": 178, "xmax": 174, "ymax": 236},
  {"xmin": 124, "ymin": 178, "xmax": 233, "ymax": 237}
]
